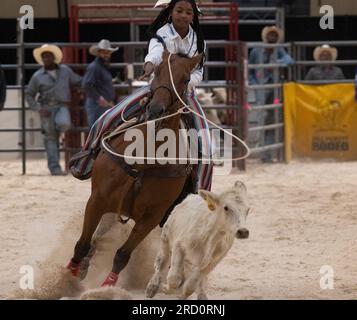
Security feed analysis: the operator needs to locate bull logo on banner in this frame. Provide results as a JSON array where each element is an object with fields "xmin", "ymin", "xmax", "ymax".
[{"xmin": 313, "ymin": 100, "xmax": 347, "ymax": 132}]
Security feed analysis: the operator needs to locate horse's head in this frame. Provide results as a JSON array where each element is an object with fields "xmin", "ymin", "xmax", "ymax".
[{"xmin": 146, "ymin": 50, "xmax": 203, "ymax": 121}]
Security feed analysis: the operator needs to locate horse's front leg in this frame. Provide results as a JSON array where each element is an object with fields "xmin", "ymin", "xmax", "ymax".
[{"xmin": 66, "ymin": 192, "xmax": 108, "ymax": 277}]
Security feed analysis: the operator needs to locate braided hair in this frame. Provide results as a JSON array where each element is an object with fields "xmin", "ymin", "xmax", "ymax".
[{"xmin": 147, "ymin": 0, "xmax": 205, "ymax": 66}]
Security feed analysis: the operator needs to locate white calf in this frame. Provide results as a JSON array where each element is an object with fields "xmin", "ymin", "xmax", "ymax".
[
  {"xmin": 211, "ymin": 88, "xmax": 228, "ymax": 125},
  {"xmin": 146, "ymin": 180, "xmax": 250, "ymax": 300},
  {"xmin": 195, "ymin": 88, "xmax": 222, "ymax": 125}
]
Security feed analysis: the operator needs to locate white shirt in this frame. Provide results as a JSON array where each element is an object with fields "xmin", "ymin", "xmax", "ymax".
[{"xmin": 144, "ymin": 23, "xmax": 205, "ymax": 88}]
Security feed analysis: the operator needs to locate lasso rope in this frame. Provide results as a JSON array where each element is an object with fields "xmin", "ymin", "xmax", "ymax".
[{"xmin": 101, "ymin": 53, "xmax": 251, "ymax": 162}]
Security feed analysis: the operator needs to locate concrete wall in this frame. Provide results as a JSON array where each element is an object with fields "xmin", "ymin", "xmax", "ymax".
[
  {"xmin": 1, "ymin": 0, "xmax": 58, "ymax": 18},
  {"xmin": 0, "ymin": 89, "xmax": 44, "ymax": 160},
  {"xmin": 1, "ymin": 0, "xmax": 213, "ymax": 18},
  {"xmin": 3, "ymin": 1, "xmax": 356, "ymax": 19}
]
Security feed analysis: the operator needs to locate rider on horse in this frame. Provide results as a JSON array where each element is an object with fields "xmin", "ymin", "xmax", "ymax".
[{"xmin": 70, "ymin": 0, "xmax": 212, "ymax": 193}]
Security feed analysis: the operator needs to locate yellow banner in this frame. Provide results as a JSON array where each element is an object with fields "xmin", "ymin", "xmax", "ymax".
[{"xmin": 284, "ymin": 82, "xmax": 357, "ymax": 161}]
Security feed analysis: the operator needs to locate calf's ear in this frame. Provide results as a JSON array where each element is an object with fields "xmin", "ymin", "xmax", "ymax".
[{"xmin": 198, "ymin": 189, "xmax": 220, "ymax": 211}]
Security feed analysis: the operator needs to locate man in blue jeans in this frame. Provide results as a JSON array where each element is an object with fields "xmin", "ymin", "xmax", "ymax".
[
  {"xmin": 82, "ymin": 39, "xmax": 118, "ymax": 128},
  {"xmin": 26, "ymin": 44, "xmax": 82, "ymax": 175},
  {"xmin": 249, "ymin": 26, "xmax": 294, "ymax": 163}
]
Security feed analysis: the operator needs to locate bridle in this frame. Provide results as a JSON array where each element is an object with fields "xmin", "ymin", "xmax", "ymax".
[{"xmin": 149, "ymin": 85, "xmax": 178, "ymax": 109}]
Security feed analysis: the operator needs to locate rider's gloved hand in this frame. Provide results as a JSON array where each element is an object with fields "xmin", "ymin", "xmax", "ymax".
[{"xmin": 138, "ymin": 62, "xmax": 155, "ymax": 81}]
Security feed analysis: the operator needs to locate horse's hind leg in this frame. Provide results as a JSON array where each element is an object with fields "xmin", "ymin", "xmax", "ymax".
[
  {"xmin": 101, "ymin": 209, "xmax": 163, "ymax": 287},
  {"xmin": 67, "ymin": 193, "xmax": 107, "ymax": 277}
]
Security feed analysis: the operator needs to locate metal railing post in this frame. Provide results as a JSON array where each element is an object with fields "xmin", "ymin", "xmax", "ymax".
[{"xmin": 17, "ymin": 19, "xmax": 27, "ymax": 175}]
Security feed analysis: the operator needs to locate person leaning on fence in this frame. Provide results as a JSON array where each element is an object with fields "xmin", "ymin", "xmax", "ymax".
[
  {"xmin": 82, "ymin": 39, "xmax": 118, "ymax": 128},
  {"xmin": 248, "ymin": 25, "xmax": 294, "ymax": 163},
  {"xmin": 305, "ymin": 45, "xmax": 345, "ymax": 81},
  {"xmin": 70, "ymin": 0, "xmax": 213, "ymax": 195},
  {"xmin": 0, "ymin": 62, "xmax": 6, "ymax": 111},
  {"xmin": 26, "ymin": 44, "xmax": 82, "ymax": 176}
]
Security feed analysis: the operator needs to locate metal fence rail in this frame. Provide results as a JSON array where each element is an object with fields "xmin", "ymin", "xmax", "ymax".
[
  {"xmin": 0, "ymin": 40, "xmax": 245, "ymax": 173},
  {"xmin": 245, "ymin": 42, "xmax": 290, "ymax": 161}
]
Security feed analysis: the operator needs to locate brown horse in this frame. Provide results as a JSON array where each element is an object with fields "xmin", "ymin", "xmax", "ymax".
[{"xmin": 66, "ymin": 50, "xmax": 203, "ymax": 287}]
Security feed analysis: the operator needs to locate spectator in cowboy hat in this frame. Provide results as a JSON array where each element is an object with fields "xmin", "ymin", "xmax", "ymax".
[
  {"xmin": 248, "ymin": 25, "xmax": 294, "ymax": 163},
  {"xmin": 305, "ymin": 44, "xmax": 345, "ymax": 81},
  {"xmin": 82, "ymin": 39, "xmax": 118, "ymax": 128},
  {"xmin": 26, "ymin": 44, "xmax": 82, "ymax": 176},
  {"xmin": 249, "ymin": 26, "xmax": 294, "ymax": 84}
]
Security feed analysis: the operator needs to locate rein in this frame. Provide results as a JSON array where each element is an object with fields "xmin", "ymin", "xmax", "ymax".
[{"xmin": 151, "ymin": 85, "xmax": 177, "ymax": 107}]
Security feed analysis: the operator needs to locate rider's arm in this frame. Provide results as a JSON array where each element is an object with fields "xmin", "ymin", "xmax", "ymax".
[
  {"xmin": 189, "ymin": 66, "xmax": 203, "ymax": 88},
  {"xmin": 144, "ymin": 38, "xmax": 164, "ymax": 67},
  {"xmin": 189, "ymin": 41, "xmax": 205, "ymax": 88}
]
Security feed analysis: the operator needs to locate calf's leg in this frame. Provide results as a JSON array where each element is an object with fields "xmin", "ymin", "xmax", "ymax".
[
  {"xmin": 180, "ymin": 267, "xmax": 203, "ymax": 300},
  {"xmin": 146, "ymin": 239, "xmax": 170, "ymax": 298},
  {"xmin": 167, "ymin": 243, "xmax": 185, "ymax": 290},
  {"xmin": 196, "ymin": 276, "xmax": 208, "ymax": 300}
]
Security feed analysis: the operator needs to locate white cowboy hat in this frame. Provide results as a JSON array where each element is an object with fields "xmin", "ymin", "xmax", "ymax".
[
  {"xmin": 261, "ymin": 26, "xmax": 284, "ymax": 43},
  {"xmin": 154, "ymin": 0, "xmax": 202, "ymax": 13},
  {"xmin": 154, "ymin": 0, "xmax": 171, "ymax": 7},
  {"xmin": 33, "ymin": 44, "xmax": 63, "ymax": 65},
  {"xmin": 313, "ymin": 44, "xmax": 338, "ymax": 61},
  {"xmin": 89, "ymin": 39, "xmax": 119, "ymax": 56}
]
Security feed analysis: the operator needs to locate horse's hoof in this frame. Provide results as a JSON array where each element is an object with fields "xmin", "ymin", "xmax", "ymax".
[
  {"xmin": 101, "ymin": 272, "xmax": 119, "ymax": 287},
  {"xmin": 66, "ymin": 260, "xmax": 81, "ymax": 277}
]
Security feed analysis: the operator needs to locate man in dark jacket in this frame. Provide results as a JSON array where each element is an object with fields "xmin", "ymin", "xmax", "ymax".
[{"xmin": 82, "ymin": 39, "xmax": 118, "ymax": 128}]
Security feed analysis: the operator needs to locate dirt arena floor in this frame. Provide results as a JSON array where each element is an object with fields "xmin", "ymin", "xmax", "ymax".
[{"xmin": 1, "ymin": 158, "xmax": 356, "ymax": 299}]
